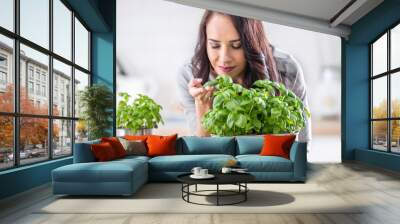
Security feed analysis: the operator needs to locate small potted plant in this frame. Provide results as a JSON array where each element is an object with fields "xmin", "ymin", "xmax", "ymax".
[
  {"xmin": 116, "ymin": 92, "xmax": 164, "ymax": 135},
  {"xmin": 202, "ymin": 75, "xmax": 310, "ymax": 136}
]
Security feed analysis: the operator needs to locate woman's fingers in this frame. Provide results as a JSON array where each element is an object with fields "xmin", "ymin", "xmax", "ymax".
[
  {"xmin": 188, "ymin": 78, "xmax": 205, "ymax": 97},
  {"xmin": 189, "ymin": 87, "xmax": 205, "ymax": 98},
  {"xmin": 188, "ymin": 78, "xmax": 203, "ymax": 88},
  {"xmin": 199, "ymin": 86, "xmax": 214, "ymax": 102},
  {"xmin": 204, "ymin": 87, "xmax": 214, "ymax": 102}
]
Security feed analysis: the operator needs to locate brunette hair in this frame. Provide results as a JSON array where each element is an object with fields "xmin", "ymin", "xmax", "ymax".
[{"xmin": 191, "ymin": 10, "xmax": 281, "ymax": 88}]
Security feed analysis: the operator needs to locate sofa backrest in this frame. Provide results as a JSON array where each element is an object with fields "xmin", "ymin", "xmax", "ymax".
[
  {"xmin": 177, "ymin": 136, "xmax": 236, "ymax": 155},
  {"xmin": 73, "ymin": 139, "xmax": 100, "ymax": 163},
  {"xmin": 235, "ymin": 135, "xmax": 264, "ymax": 155}
]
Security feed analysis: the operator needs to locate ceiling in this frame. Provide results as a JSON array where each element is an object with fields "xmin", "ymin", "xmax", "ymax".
[{"xmin": 165, "ymin": 0, "xmax": 384, "ymax": 38}]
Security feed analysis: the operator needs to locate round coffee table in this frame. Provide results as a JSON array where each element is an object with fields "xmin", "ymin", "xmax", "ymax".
[{"xmin": 177, "ymin": 172, "xmax": 255, "ymax": 206}]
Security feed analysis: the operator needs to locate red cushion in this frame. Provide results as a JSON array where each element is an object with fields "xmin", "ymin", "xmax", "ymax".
[
  {"xmin": 146, "ymin": 134, "xmax": 178, "ymax": 157},
  {"xmin": 91, "ymin": 142, "xmax": 118, "ymax": 161},
  {"xmin": 101, "ymin": 137, "xmax": 127, "ymax": 158},
  {"xmin": 259, "ymin": 134, "xmax": 296, "ymax": 159}
]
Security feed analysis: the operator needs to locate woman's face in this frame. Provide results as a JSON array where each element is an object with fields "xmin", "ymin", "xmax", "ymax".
[{"xmin": 206, "ymin": 13, "xmax": 246, "ymax": 81}]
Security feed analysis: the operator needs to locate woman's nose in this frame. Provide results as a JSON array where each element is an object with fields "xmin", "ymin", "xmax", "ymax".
[{"xmin": 218, "ymin": 45, "xmax": 233, "ymax": 64}]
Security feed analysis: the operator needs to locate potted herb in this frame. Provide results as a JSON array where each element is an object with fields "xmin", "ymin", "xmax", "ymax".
[
  {"xmin": 116, "ymin": 92, "xmax": 164, "ymax": 135},
  {"xmin": 79, "ymin": 84, "xmax": 114, "ymax": 140},
  {"xmin": 202, "ymin": 75, "xmax": 310, "ymax": 136}
]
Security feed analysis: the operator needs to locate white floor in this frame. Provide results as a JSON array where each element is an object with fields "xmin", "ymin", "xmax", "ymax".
[{"xmin": 308, "ymin": 134, "xmax": 341, "ymax": 163}]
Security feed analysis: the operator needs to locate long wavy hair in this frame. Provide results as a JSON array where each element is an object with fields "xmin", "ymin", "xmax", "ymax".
[{"xmin": 191, "ymin": 10, "xmax": 281, "ymax": 88}]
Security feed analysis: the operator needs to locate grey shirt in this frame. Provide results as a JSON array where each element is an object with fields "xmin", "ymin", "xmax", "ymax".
[{"xmin": 176, "ymin": 47, "xmax": 312, "ymax": 142}]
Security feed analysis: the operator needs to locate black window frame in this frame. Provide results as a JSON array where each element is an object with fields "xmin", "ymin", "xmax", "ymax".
[
  {"xmin": 370, "ymin": 20, "xmax": 400, "ymax": 154},
  {"xmin": 0, "ymin": 0, "xmax": 92, "ymax": 171}
]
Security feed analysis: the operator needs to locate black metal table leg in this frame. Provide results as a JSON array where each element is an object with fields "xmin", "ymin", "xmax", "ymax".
[
  {"xmin": 217, "ymin": 184, "xmax": 219, "ymax": 206},
  {"xmin": 195, "ymin": 184, "xmax": 197, "ymax": 192},
  {"xmin": 245, "ymin": 183, "xmax": 247, "ymax": 201}
]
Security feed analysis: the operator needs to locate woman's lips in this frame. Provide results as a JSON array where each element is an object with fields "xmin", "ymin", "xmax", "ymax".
[{"xmin": 218, "ymin": 66, "xmax": 235, "ymax": 73}]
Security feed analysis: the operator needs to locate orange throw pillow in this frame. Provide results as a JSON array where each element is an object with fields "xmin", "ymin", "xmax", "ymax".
[
  {"xmin": 146, "ymin": 134, "xmax": 178, "ymax": 157},
  {"xmin": 124, "ymin": 135, "xmax": 149, "ymax": 141},
  {"xmin": 101, "ymin": 137, "xmax": 127, "ymax": 158},
  {"xmin": 91, "ymin": 142, "xmax": 117, "ymax": 161},
  {"xmin": 260, "ymin": 134, "xmax": 296, "ymax": 159}
]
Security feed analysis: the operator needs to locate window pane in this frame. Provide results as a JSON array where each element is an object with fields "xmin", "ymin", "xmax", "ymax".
[
  {"xmin": 391, "ymin": 120, "xmax": 400, "ymax": 153},
  {"xmin": 53, "ymin": 0, "xmax": 72, "ymax": 60},
  {"xmin": 75, "ymin": 120, "xmax": 88, "ymax": 143},
  {"xmin": 372, "ymin": 121, "xmax": 388, "ymax": 151},
  {"xmin": 0, "ymin": 116, "xmax": 13, "ymax": 170},
  {"xmin": 53, "ymin": 119, "xmax": 72, "ymax": 158},
  {"xmin": 0, "ymin": 0, "xmax": 13, "ymax": 31},
  {"xmin": 20, "ymin": 44, "xmax": 49, "ymax": 115},
  {"xmin": 372, "ymin": 77, "xmax": 387, "ymax": 119},
  {"xmin": 53, "ymin": 59, "xmax": 72, "ymax": 117},
  {"xmin": 75, "ymin": 18, "xmax": 89, "ymax": 70},
  {"xmin": 372, "ymin": 33, "xmax": 387, "ymax": 76},
  {"xmin": 391, "ymin": 72, "xmax": 400, "ymax": 118},
  {"xmin": 0, "ymin": 34, "xmax": 14, "ymax": 112},
  {"xmin": 20, "ymin": 0, "xmax": 49, "ymax": 49},
  {"xmin": 74, "ymin": 69, "xmax": 89, "ymax": 118},
  {"xmin": 392, "ymin": 24, "xmax": 400, "ymax": 70},
  {"xmin": 20, "ymin": 117, "xmax": 49, "ymax": 165}
]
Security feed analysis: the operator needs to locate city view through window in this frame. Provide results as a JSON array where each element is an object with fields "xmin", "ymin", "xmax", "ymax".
[
  {"xmin": 371, "ymin": 23, "xmax": 400, "ymax": 153},
  {"xmin": 0, "ymin": 0, "xmax": 91, "ymax": 170}
]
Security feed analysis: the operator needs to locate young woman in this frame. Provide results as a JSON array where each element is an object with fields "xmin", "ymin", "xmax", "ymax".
[{"xmin": 177, "ymin": 10, "xmax": 311, "ymax": 143}]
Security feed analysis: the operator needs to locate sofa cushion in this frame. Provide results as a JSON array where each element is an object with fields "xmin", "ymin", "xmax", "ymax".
[
  {"xmin": 179, "ymin": 136, "xmax": 235, "ymax": 155},
  {"xmin": 118, "ymin": 138, "xmax": 147, "ymax": 156},
  {"xmin": 260, "ymin": 134, "xmax": 296, "ymax": 159},
  {"xmin": 147, "ymin": 134, "xmax": 177, "ymax": 157},
  {"xmin": 236, "ymin": 155, "xmax": 293, "ymax": 172},
  {"xmin": 91, "ymin": 142, "xmax": 118, "ymax": 161},
  {"xmin": 52, "ymin": 159, "xmax": 147, "ymax": 183},
  {"xmin": 101, "ymin": 137, "xmax": 127, "ymax": 158},
  {"xmin": 148, "ymin": 154, "xmax": 235, "ymax": 172},
  {"xmin": 235, "ymin": 136, "xmax": 264, "ymax": 155}
]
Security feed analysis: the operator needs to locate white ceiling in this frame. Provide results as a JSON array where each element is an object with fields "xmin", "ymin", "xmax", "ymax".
[{"xmin": 165, "ymin": 0, "xmax": 384, "ymax": 38}]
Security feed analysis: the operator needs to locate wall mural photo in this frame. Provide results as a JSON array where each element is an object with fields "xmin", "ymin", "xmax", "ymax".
[{"xmin": 117, "ymin": 0, "xmax": 341, "ymax": 162}]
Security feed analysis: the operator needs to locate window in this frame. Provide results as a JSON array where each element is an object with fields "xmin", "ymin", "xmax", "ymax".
[
  {"xmin": 0, "ymin": 34, "xmax": 13, "ymax": 113},
  {"xmin": 75, "ymin": 18, "xmax": 89, "ymax": 70},
  {"xmin": 0, "ymin": 0, "xmax": 91, "ymax": 170},
  {"xmin": 28, "ymin": 67, "xmax": 34, "ymax": 80},
  {"xmin": 0, "ymin": 0, "xmax": 13, "ymax": 31},
  {"xmin": 0, "ymin": 55, "xmax": 7, "ymax": 67},
  {"xmin": 0, "ymin": 54, "xmax": 8, "ymax": 88},
  {"xmin": 42, "ymin": 85, "xmax": 46, "ymax": 97},
  {"xmin": 35, "ymin": 70, "xmax": 41, "ymax": 81},
  {"xmin": 36, "ymin": 83, "xmax": 40, "ymax": 95},
  {"xmin": 0, "ymin": 71, "xmax": 6, "ymax": 85},
  {"xmin": 371, "ymin": 23, "xmax": 400, "ymax": 154},
  {"xmin": 53, "ymin": 59, "xmax": 72, "ymax": 117},
  {"xmin": 20, "ymin": 0, "xmax": 49, "ymax": 49},
  {"xmin": 53, "ymin": 0, "xmax": 72, "ymax": 60},
  {"xmin": 28, "ymin": 81, "xmax": 34, "ymax": 94}
]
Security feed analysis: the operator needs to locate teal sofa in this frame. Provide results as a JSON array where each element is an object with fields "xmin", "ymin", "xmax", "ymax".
[{"xmin": 52, "ymin": 136, "xmax": 307, "ymax": 196}]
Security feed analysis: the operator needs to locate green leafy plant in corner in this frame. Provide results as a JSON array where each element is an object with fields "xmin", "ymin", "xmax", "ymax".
[
  {"xmin": 202, "ymin": 75, "xmax": 310, "ymax": 136},
  {"xmin": 117, "ymin": 93, "xmax": 164, "ymax": 133},
  {"xmin": 79, "ymin": 84, "xmax": 114, "ymax": 140}
]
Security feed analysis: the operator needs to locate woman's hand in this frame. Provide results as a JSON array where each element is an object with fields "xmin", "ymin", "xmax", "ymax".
[
  {"xmin": 188, "ymin": 78, "xmax": 214, "ymax": 136},
  {"xmin": 188, "ymin": 78, "xmax": 214, "ymax": 108}
]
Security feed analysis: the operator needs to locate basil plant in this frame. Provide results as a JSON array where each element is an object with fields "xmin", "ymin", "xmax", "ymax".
[
  {"xmin": 202, "ymin": 75, "xmax": 310, "ymax": 136},
  {"xmin": 117, "ymin": 92, "xmax": 164, "ymax": 133}
]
